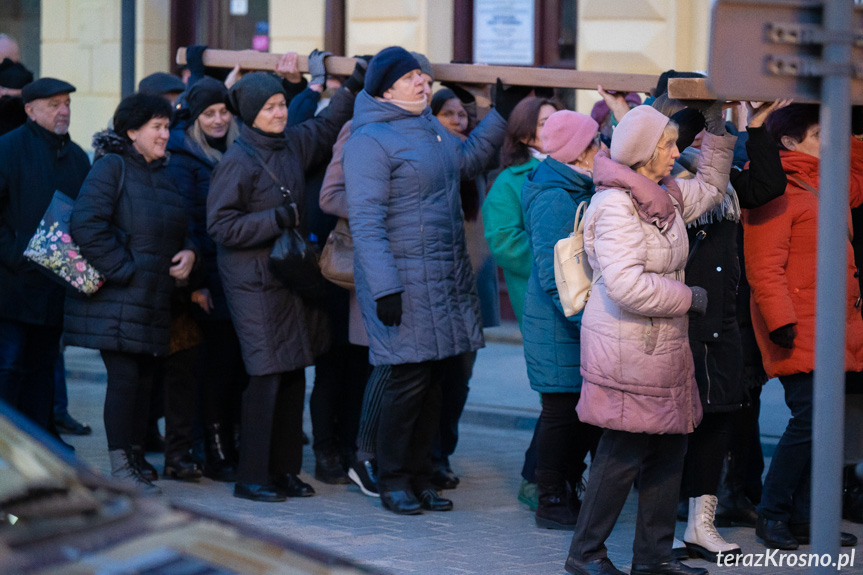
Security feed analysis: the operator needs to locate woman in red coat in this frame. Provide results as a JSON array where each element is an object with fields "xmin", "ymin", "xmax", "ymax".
[{"xmin": 743, "ymin": 103, "xmax": 863, "ymax": 550}]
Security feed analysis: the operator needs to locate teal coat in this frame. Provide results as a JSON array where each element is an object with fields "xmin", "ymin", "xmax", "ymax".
[
  {"xmin": 482, "ymin": 157, "xmax": 540, "ymax": 327},
  {"xmin": 521, "ymin": 158, "xmax": 594, "ymax": 394}
]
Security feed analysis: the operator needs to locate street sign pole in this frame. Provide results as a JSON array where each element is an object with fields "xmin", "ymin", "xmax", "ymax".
[{"xmin": 812, "ymin": 0, "xmax": 854, "ymax": 568}]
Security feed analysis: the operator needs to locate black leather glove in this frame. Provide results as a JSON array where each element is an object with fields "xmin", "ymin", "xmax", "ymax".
[
  {"xmin": 769, "ymin": 323, "xmax": 796, "ymax": 349},
  {"xmin": 441, "ymin": 82, "xmax": 475, "ymax": 105},
  {"xmin": 688, "ymin": 99, "xmax": 726, "ymax": 136},
  {"xmin": 185, "ymin": 45, "xmax": 208, "ymax": 77},
  {"xmin": 493, "ymin": 78, "xmax": 532, "ymax": 121},
  {"xmin": 344, "ymin": 56, "xmax": 371, "ymax": 94},
  {"xmin": 688, "ymin": 286, "xmax": 708, "ymax": 316},
  {"xmin": 275, "ymin": 205, "xmax": 298, "ymax": 229},
  {"xmin": 308, "ymin": 49, "xmax": 331, "ymax": 87},
  {"xmin": 670, "ymin": 108, "xmax": 705, "ymax": 152},
  {"xmin": 376, "ymin": 293, "xmax": 403, "ymax": 326}
]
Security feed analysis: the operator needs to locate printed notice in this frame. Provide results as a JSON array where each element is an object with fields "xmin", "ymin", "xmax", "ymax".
[{"xmin": 473, "ymin": 0, "xmax": 535, "ymax": 65}]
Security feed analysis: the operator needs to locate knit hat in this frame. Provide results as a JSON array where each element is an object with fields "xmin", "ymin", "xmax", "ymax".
[
  {"xmin": 138, "ymin": 72, "xmax": 186, "ymax": 96},
  {"xmin": 21, "ymin": 77, "xmax": 75, "ymax": 103},
  {"xmin": 0, "ymin": 58, "xmax": 33, "ymax": 89},
  {"xmin": 609, "ymin": 105, "xmax": 670, "ymax": 167},
  {"xmin": 410, "ymin": 51, "xmax": 434, "ymax": 80},
  {"xmin": 365, "ymin": 47, "xmax": 421, "ymax": 98},
  {"xmin": 228, "ymin": 72, "xmax": 285, "ymax": 127},
  {"xmin": 187, "ymin": 76, "xmax": 229, "ymax": 122},
  {"xmin": 540, "ymin": 111, "xmax": 599, "ymax": 164}
]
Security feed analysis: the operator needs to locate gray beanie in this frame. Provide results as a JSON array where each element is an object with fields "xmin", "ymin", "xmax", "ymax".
[
  {"xmin": 410, "ymin": 52, "xmax": 434, "ymax": 80},
  {"xmin": 228, "ymin": 72, "xmax": 285, "ymax": 127}
]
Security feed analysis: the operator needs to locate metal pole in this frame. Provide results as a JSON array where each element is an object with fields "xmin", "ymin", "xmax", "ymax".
[
  {"xmin": 121, "ymin": 0, "xmax": 136, "ymax": 98},
  {"xmin": 812, "ymin": 0, "xmax": 853, "ymax": 571}
]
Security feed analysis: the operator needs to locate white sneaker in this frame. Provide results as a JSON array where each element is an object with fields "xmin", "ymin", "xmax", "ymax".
[{"xmin": 684, "ymin": 494, "xmax": 742, "ymax": 561}]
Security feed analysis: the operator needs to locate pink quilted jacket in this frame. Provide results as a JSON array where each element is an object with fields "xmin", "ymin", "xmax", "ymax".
[{"xmin": 576, "ymin": 132, "xmax": 737, "ymax": 434}]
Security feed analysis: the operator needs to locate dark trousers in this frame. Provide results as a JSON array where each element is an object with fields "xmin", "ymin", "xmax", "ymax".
[
  {"xmin": 736, "ymin": 385, "xmax": 765, "ymax": 504},
  {"xmin": 431, "ymin": 351, "xmax": 476, "ymax": 469},
  {"xmin": 759, "ymin": 372, "xmax": 814, "ymax": 523},
  {"xmin": 537, "ymin": 392, "xmax": 601, "ymax": 483},
  {"xmin": 569, "ymin": 429, "xmax": 688, "ymax": 565},
  {"xmin": 377, "ymin": 360, "xmax": 444, "ymax": 493},
  {"xmin": 54, "ymin": 352, "xmax": 68, "ymax": 417},
  {"xmin": 0, "ymin": 319, "xmax": 62, "ymax": 431},
  {"xmin": 237, "ymin": 369, "xmax": 305, "ymax": 485},
  {"xmin": 355, "ymin": 364, "xmax": 392, "ymax": 457},
  {"xmin": 198, "ymin": 319, "xmax": 247, "ymax": 429},
  {"xmin": 522, "ymin": 416, "xmax": 541, "ymax": 483},
  {"xmin": 101, "ymin": 350, "xmax": 161, "ymax": 451},
  {"xmin": 158, "ymin": 346, "xmax": 199, "ymax": 460},
  {"xmin": 310, "ymin": 343, "xmax": 370, "ymax": 456},
  {"xmin": 682, "ymin": 411, "xmax": 734, "ymax": 497}
]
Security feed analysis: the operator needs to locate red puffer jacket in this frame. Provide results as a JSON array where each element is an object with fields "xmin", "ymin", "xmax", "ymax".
[{"xmin": 743, "ymin": 139, "xmax": 863, "ymax": 378}]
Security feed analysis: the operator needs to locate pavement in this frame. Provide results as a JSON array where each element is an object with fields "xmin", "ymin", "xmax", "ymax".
[{"xmin": 59, "ymin": 329, "xmax": 863, "ymax": 575}]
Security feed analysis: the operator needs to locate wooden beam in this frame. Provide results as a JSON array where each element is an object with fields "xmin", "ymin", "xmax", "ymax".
[
  {"xmin": 666, "ymin": 78, "xmax": 716, "ymax": 101},
  {"xmin": 176, "ymin": 47, "xmax": 658, "ymax": 92}
]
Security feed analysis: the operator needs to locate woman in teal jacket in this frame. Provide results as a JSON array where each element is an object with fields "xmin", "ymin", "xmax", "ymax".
[
  {"xmin": 483, "ymin": 97, "xmax": 560, "ymax": 327},
  {"xmin": 521, "ymin": 111, "xmax": 603, "ymax": 530}
]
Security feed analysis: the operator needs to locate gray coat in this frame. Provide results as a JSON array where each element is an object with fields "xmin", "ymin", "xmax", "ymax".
[
  {"xmin": 207, "ymin": 87, "xmax": 354, "ymax": 376},
  {"xmin": 343, "ymin": 91, "xmax": 506, "ymax": 366}
]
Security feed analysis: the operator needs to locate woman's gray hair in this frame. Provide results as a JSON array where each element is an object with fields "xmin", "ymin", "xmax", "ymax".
[{"xmin": 186, "ymin": 117, "xmax": 239, "ymax": 164}]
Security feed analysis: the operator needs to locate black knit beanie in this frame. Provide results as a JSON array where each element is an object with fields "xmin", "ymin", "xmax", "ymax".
[
  {"xmin": 0, "ymin": 58, "xmax": 33, "ymax": 89},
  {"xmin": 365, "ymin": 47, "xmax": 421, "ymax": 98},
  {"xmin": 228, "ymin": 72, "xmax": 285, "ymax": 127},
  {"xmin": 431, "ymin": 89, "xmax": 457, "ymax": 116},
  {"xmin": 187, "ymin": 76, "xmax": 229, "ymax": 123}
]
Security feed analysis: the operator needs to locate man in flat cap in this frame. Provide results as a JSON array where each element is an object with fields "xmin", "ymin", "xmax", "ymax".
[
  {"xmin": 138, "ymin": 71, "xmax": 186, "ymax": 106},
  {"xmin": 0, "ymin": 77, "xmax": 90, "ymax": 438}
]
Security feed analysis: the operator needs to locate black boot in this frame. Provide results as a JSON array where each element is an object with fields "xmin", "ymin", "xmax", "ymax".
[
  {"xmin": 535, "ymin": 470, "xmax": 578, "ymax": 530},
  {"xmin": 164, "ymin": 452, "xmax": 203, "ymax": 481},
  {"xmin": 715, "ymin": 452, "xmax": 759, "ymax": 527},
  {"xmin": 844, "ymin": 465, "xmax": 863, "ymax": 523},
  {"xmin": 109, "ymin": 449, "xmax": 161, "ymax": 495},
  {"xmin": 131, "ymin": 445, "xmax": 158, "ymax": 482},
  {"xmin": 203, "ymin": 423, "xmax": 237, "ymax": 482},
  {"xmin": 315, "ymin": 449, "xmax": 350, "ymax": 484}
]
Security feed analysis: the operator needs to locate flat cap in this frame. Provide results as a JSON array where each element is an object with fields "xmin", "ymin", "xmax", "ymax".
[
  {"xmin": 138, "ymin": 72, "xmax": 186, "ymax": 95},
  {"xmin": 21, "ymin": 77, "xmax": 76, "ymax": 103}
]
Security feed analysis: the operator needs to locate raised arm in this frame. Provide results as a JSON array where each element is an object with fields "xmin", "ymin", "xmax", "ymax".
[{"xmin": 677, "ymin": 131, "xmax": 737, "ymax": 223}]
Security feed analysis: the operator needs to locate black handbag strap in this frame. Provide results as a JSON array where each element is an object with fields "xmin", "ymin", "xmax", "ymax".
[
  {"xmin": 236, "ymin": 139, "xmax": 300, "ymax": 224},
  {"xmin": 685, "ymin": 226, "xmax": 709, "ymax": 270}
]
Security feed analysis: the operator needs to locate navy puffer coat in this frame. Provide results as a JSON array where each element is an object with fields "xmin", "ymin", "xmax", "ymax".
[
  {"xmin": 521, "ymin": 158, "xmax": 594, "ymax": 394},
  {"xmin": 343, "ymin": 91, "xmax": 506, "ymax": 366},
  {"xmin": 64, "ymin": 137, "xmax": 191, "ymax": 356}
]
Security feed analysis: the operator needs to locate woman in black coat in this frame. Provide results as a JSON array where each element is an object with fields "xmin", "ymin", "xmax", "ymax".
[
  {"xmin": 64, "ymin": 93, "xmax": 196, "ymax": 493},
  {"xmin": 207, "ymin": 66, "xmax": 363, "ymax": 502}
]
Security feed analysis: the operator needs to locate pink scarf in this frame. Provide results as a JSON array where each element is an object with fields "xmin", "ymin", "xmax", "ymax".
[{"xmin": 592, "ymin": 149, "xmax": 683, "ymax": 232}]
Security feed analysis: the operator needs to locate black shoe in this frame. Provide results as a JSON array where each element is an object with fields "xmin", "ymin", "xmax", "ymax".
[
  {"xmin": 380, "ymin": 490, "xmax": 423, "ymax": 515},
  {"xmin": 164, "ymin": 453, "xmax": 203, "ymax": 481},
  {"xmin": 630, "ymin": 560, "xmax": 708, "ymax": 575},
  {"xmin": 535, "ymin": 470, "xmax": 579, "ymax": 530},
  {"xmin": 315, "ymin": 450, "xmax": 350, "ymax": 485},
  {"xmin": 417, "ymin": 488, "xmax": 453, "ymax": 511},
  {"xmin": 233, "ymin": 482, "xmax": 286, "ymax": 502},
  {"xmin": 755, "ymin": 514, "xmax": 799, "ymax": 550},
  {"xmin": 273, "ymin": 473, "xmax": 315, "ymax": 497},
  {"xmin": 131, "ymin": 445, "xmax": 158, "ymax": 482},
  {"xmin": 788, "ymin": 523, "xmax": 858, "ymax": 546},
  {"xmin": 54, "ymin": 412, "xmax": 92, "ymax": 436},
  {"xmin": 430, "ymin": 467, "xmax": 459, "ymax": 490},
  {"xmin": 565, "ymin": 557, "xmax": 626, "ymax": 575},
  {"xmin": 203, "ymin": 423, "xmax": 237, "ymax": 482},
  {"xmin": 715, "ymin": 493, "xmax": 759, "ymax": 527},
  {"xmin": 348, "ymin": 458, "xmax": 379, "ymax": 497}
]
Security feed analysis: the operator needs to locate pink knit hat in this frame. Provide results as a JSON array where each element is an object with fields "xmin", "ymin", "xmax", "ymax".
[
  {"xmin": 610, "ymin": 105, "xmax": 671, "ymax": 167},
  {"xmin": 540, "ymin": 111, "xmax": 599, "ymax": 164}
]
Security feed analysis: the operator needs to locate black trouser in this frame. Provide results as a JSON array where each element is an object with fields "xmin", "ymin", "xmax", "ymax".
[
  {"xmin": 355, "ymin": 364, "xmax": 392, "ymax": 458},
  {"xmin": 0, "ymin": 319, "xmax": 62, "ymax": 431},
  {"xmin": 737, "ymin": 385, "xmax": 765, "ymax": 504},
  {"xmin": 569, "ymin": 429, "xmax": 688, "ymax": 565},
  {"xmin": 158, "ymin": 346, "xmax": 199, "ymax": 460},
  {"xmin": 101, "ymin": 350, "xmax": 161, "ymax": 451},
  {"xmin": 237, "ymin": 369, "xmax": 305, "ymax": 485},
  {"xmin": 537, "ymin": 392, "xmax": 602, "ymax": 483},
  {"xmin": 198, "ymin": 319, "xmax": 247, "ymax": 430},
  {"xmin": 522, "ymin": 417, "xmax": 541, "ymax": 483},
  {"xmin": 430, "ymin": 351, "xmax": 475, "ymax": 469},
  {"xmin": 376, "ymin": 360, "xmax": 444, "ymax": 493},
  {"xmin": 682, "ymin": 411, "xmax": 735, "ymax": 497},
  {"xmin": 310, "ymin": 343, "xmax": 370, "ymax": 456}
]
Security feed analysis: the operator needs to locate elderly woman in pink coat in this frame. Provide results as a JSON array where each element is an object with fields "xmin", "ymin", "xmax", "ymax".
[{"xmin": 563, "ymin": 105, "xmax": 736, "ymax": 575}]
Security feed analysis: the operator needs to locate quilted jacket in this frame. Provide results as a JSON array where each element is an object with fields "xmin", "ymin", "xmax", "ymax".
[
  {"xmin": 343, "ymin": 90, "xmax": 506, "ymax": 366},
  {"xmin": 576, "ymin": 131, "xmax": 736, "ymax": 434}
]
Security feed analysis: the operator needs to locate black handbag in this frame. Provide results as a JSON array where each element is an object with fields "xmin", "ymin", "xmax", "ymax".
[{"xmin": 237, "ymin": 140, "xmax": 325, "ymax": 299}]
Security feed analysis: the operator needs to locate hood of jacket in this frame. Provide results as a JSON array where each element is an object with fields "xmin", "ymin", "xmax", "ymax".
[
  {"xmin": 351, "ymin": 89, "xmax": 432, "ymax": 131},
  {"xmin": 522, "ymin": 156, "xmax": 594, "ymax": 212}
]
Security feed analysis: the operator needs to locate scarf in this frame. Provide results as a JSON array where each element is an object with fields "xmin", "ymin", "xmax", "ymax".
[
  {"xmin": 376, "ymin": 95, "xmax": 428, "ymax": 115},
  {"xmin": 592, "ymin": 149, "xmax": 683, "ymax": 232},
  {"xmin": 529, "ymin": 147, "xmax": 548, "ymax": 162}
]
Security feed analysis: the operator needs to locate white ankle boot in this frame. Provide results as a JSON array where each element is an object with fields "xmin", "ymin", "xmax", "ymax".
[{"xmin": 684, "ymin": 494, "xmax": 741, "ymax": 561}]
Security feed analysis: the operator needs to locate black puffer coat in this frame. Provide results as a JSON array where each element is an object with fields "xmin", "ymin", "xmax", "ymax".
[
  {"xmin": 64, "ymin": 134, "xmax": 191, "ymax": 356},
  {"xmin": 0, "ymin": 120, "xmax": 90, "ymax": 326},
  {"xmin": 207, "ymin": 87, "xmax": 354, "ymax": 376}
]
